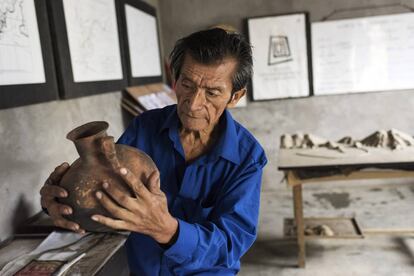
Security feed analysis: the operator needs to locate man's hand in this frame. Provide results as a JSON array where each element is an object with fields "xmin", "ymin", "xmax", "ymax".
[
  {"xmin": 40, "ymin": 162, "xmax": 85, "ymax": 233},
  {"xmin": 91, "ymin": 168, "xmax": 178, "ymax": 244}
]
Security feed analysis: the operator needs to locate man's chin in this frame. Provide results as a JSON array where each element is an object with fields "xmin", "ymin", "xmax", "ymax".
[{"xmin": 181, "ymin": 119, "xmax": 207, "ymax": 131}]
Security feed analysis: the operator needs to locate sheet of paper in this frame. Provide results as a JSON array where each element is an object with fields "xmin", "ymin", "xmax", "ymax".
[
  {"xmin": 125, "ymin": 4, "xmax": 161, "ymax": 77},
  {"xmin": 0, "ymin": 0, "xmax": 45, "ymax": 86},
  {"xmin": 138, "ymin": 90, "xmax": 175, "ymax": 110},
  {"xmin": 31, "ymin": 231, "xmax": 87, "ymax": 255},
  {"xmin": 312, "ymin": 13, "xmax": 414, "ymax": 95},
  {"xmin": 63, "ymin": 0, "xmax": 123, "ymax": 82},
  {"xmin": 248, "ymin": 14, "xmax": 310, "ymax": 100}
]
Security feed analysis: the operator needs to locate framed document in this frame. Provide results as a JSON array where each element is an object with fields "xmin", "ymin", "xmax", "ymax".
[
  {"xmin": 247, "ymin": 13, "xmax": 312, "ymax": 100},
  {"xmin": 0, "ymin": 0, "xmax": 58, "ymax": 109},
  {"xmin": 47, "ymin": 0, "xmax": 128, "ymax": 99},
  {"xmin": 118, "ymin": 0, "xmax": 163, "ymax": 86},
  {"xmin": 312, "ymin": 13, "xmax": 414, "ymax": 96}
]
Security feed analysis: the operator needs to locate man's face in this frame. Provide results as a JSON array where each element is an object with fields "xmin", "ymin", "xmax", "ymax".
[{"xmin": 174, "ymin": 54, "xmax": 244, "ymax": 132}]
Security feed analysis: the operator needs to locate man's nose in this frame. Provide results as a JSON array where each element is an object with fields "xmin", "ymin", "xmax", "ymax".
[{"xmin": 188, "ymin": 89, "xmax": 205, "ymax": 111}]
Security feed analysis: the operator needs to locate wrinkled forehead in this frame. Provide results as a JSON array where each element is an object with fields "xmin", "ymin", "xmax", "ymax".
[{"xmin": 180, "ymin": 54, "xmax": 237, "ymax": 87}]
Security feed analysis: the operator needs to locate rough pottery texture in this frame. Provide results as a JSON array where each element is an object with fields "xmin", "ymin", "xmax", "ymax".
[{"xmin": 59, "ymin": 121, "xmax": 158, "ymax": 232}]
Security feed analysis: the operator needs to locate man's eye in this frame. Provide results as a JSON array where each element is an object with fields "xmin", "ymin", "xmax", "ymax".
[{"xmin": 206, "ymin": 90, "xmax": 218, "ymax": 97}]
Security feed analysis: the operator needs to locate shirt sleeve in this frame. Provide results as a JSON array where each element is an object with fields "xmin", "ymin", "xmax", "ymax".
[{"xmin": 163, "ymin": 155, "xmax": 267, "ymax": 269}]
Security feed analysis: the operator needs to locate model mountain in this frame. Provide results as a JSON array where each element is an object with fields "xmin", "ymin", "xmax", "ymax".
[
  {"xmin": 359, "ymin": 129, "xmax": 414, "ymax": 150},
  {"xmin": 281, "ymin": 129, "xmax": 414, "ymax": 151}
]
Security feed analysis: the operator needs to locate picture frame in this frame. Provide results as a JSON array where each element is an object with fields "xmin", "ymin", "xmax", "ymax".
[
  {"xmin": 312, "ymin": 13, "xmax": 414, "ymax": 96},
  {"xmin": 47, "ymin": 0, "xmax": 128, "ymax": 99},
  {"xmin": 118, "ymin": 0, "xmax": 163, "ymax": 86},
  {"xmin": 247, "ymin": 12, "xmax": 312, "ymax": 100},
  {"xmin": 0, "ymin": 0, "xmax": 58, "ymax": 109}
]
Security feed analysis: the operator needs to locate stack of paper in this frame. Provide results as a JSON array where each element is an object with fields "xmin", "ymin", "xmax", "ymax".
[{"xmin": 122, "ymin": 83, "xmax": 176, "ymax": 116}]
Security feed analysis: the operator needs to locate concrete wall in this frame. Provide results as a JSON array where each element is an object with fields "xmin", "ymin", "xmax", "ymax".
[
  {"xmin": 157, "ymin": 0, "xmax": 414, "ymax": 192},
  {"xmin": 158, "ymin": 0, "xmax": 412, "ymax": 54},
  {"xmin": 0, "ymin": 0, "xmax": 159, "ymax": 242}
]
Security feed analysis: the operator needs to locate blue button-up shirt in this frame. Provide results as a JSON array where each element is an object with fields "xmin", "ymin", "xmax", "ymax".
[{"xmin": 117, "ymin": 104, "xmax": 267, "ymax": 275}]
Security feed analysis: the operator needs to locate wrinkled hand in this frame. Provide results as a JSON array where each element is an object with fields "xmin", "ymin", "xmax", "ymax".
[
  {"xmin": 91, "ymin": 168, "xmax": 178, "ymax": 244},
  {"xmin": 40, "ymin": 162, "xmax": 85, "ymax": 233}
]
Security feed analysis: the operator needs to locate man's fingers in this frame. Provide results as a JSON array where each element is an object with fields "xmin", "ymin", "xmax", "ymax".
[
  {"xmin": 102, "ymin": 182, "xmax": 134, "ymax": 209},
  {"xmin": 47, "ymin": 203, "xmax": 85, "ymax": 233},
  {"xmin": 53, "ymin": 217, "xmax": 84, "ymax": 233},
  {"xmin": 48, "ymin": 205, "xmax": 79, "ymax": 231},
  {"xmin": 47, "ymin": 201, "xmax": 72, "ymax": 216},
  {"xmin": 40, "ymin": 163, "xmax": 85, "ymax": 233},
  {"xmin": 49, "ymin": 162, "xmax": 70, "ymax": 184},
  {"xmin": 40, "ymin": 184, "xmax": 68, "ymax": 198},
  {"xmin": 147, "ymin": 170, "xmax": 161, "ymax": 195},
  {"xmin": 95, "ymin": 190, "xmax": 132, "ymax": 220},
  {"xmin": 91, "ymin": 214, "xmax": 129, "ymax": 230},
  {"xmin": 118, "ymin": 168, "xmax": 151, "ymax": 200}
]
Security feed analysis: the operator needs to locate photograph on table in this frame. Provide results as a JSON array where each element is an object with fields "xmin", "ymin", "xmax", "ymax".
[{"xmin": 247, "ymin": 12, "xmax": 312, "ymax": 100}]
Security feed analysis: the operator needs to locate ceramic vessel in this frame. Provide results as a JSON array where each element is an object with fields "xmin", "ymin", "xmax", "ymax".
[{"xmin": 59, "ymin": 121, "xmax": 157, "ymax": 232}]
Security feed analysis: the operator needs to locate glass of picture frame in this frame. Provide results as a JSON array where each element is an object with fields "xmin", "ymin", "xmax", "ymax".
[
  {"xmin": 0, "ymin": 0, "xmax": 59, "ymax": 109},
  {"xmin": 47, "ymin": 0, "xmax": 128, "ymax": 99},
  {"xmin": 247, "ymin": 12, "xmax": 313, "ymax": 100},
  {"xmin": 118, "ymin": 0, "xmax": 163, "ymax": 86}
]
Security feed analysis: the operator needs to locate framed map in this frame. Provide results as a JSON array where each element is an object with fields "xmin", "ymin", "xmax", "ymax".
[
  {"xmin": 47, "ymin": 0, "xmax": 127, "ymax": 99},
  {"xmin": 0, "ymin": 0, "xmax": 58, "ymax": 109},
  {"xmin": 247, "ymin": 13, "xmax": 312, "ymax": 100},
  {"xmin": 118, "ymin": 0, "xmax": 163, "ymax": 86}
]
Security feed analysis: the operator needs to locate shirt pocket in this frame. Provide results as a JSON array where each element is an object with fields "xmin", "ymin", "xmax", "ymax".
[{"xmin": 173, "ymin": 196, "xmax": 214, "ymax": 224}]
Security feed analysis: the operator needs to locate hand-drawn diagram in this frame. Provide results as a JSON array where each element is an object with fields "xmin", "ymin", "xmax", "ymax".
[
  {"xmin": 63, "ymin": 0, "xmax": 123, "ymax": 83},
  {"xmin": 268, "ymin": 35, "xmax": 292, "ymax": 65},
  {"xmin": 0, "ymin": 0, "xmax": 45, "ymax": 86},
  {"xmin": 248, "ymin": 14, "xmax": 310, "ymax": 100}
]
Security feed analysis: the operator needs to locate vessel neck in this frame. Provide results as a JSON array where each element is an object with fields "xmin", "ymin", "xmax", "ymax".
[
  {"xmin": 66, "ymin": 121, "xmax": 110, "ymax": 164},
  {"xmin": 73, "ymin": 131, "xmax": 107, "ymax": 163}
]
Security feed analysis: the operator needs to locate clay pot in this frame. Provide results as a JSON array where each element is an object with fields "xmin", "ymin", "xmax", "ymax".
[{"xmin": 58, "ymin": 121, "xmax": 157, "ymax": 232}]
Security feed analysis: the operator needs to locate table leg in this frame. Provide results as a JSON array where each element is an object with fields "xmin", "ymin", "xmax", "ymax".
[{"xmin": 293, "ymin": 184, "xmax": 306, "ymax": 268}]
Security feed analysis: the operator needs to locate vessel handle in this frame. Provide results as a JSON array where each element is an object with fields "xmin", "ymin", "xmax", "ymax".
[{"xmin": 99, "ymin": 136, "xmax": 121, "ymax": 170}]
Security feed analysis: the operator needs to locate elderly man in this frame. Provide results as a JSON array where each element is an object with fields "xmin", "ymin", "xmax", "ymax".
[{"xmin": 40, "ymin": 28, "xmax": 267, "ymax": 275}]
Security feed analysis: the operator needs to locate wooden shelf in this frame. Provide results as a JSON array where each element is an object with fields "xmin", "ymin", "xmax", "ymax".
[{"xmin": 284, "ymin": 217, "xmax": 364, "ymax": 239}]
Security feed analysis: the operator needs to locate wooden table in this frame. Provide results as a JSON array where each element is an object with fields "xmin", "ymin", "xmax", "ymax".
[
  {"xmin": 283, "ymin": 168, "xmax": 414, "ymax": 268},
  {"xmin": 0, "ymin": 212, "xmax": 129, "ymax": 275},
  {"xmin": 0, "ymin": 233, "xmax": 129, "ymax": 275}
]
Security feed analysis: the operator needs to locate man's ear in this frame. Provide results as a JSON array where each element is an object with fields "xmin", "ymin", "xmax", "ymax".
[{"xmin": 227, "ymin": 88, "xmax": 246, "ymax": 108}]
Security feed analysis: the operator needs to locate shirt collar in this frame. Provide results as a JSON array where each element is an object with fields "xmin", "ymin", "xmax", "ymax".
[
  {"xmin": 159, "ymin": 105, "xmax": 179, "ymax": 134},
  {"xmin": 210, "ymin": 109, "xmax": 240, "ymax": 165},
  {"xmin": 159, "ymin": 105, "xmax": 240, "ymax": 165}
]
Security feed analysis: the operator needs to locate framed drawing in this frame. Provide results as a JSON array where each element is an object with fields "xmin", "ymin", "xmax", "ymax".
[
  {"xmin": 0, "ymin": 0, "xmax": 58, "ymax": 109},
  {"xmin": 118, "ymin": 0, "xmax": 163, "ymax": 86},
  {"xmin": 247, "ymin": 13, "xmax": 312, "ymax": 100},
  {"xmin": 47, "ymin": 0, "xmax": 128, "ymax": 99},
  {"xmin": 312, "ymin": 13, "xmax": 414, "ymax": 96}
]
